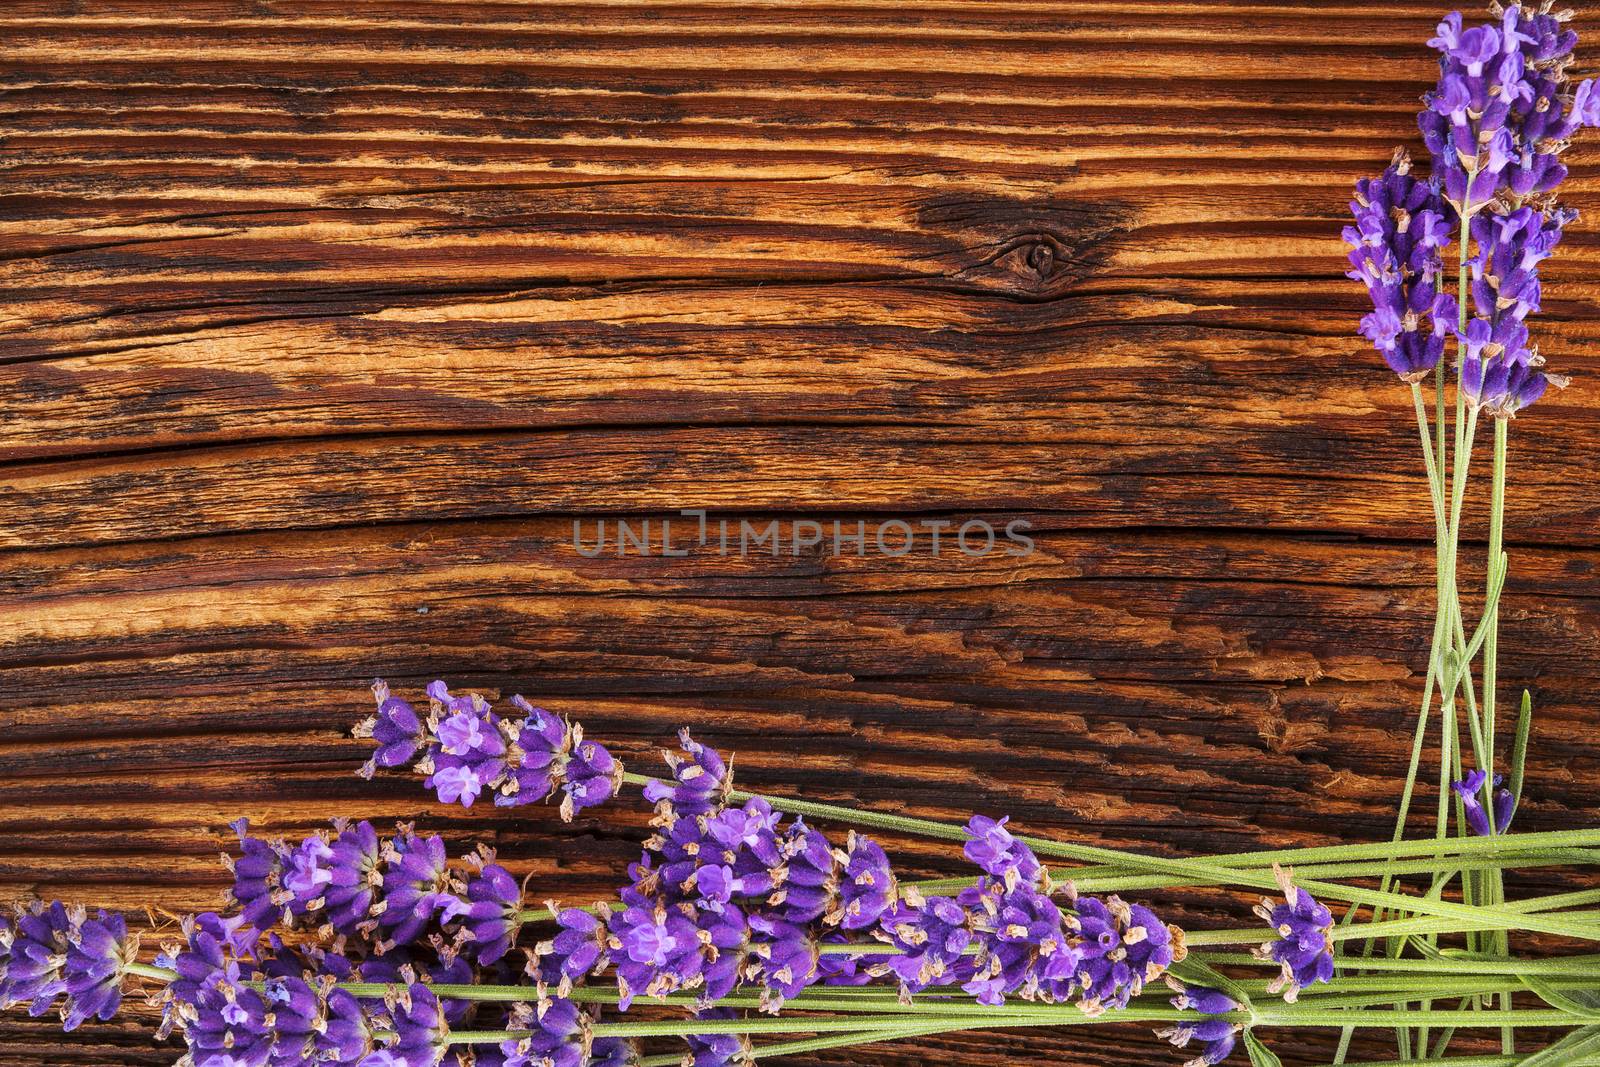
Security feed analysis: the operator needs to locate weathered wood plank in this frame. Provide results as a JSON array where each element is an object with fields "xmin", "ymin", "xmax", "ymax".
[{"xmin": 4, "ymin": 1, "xmax": 1599, "ymax": 1063}]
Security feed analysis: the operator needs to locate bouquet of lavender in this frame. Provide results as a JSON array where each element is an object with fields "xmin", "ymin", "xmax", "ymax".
[{"xmin": 9, "ymin": 4, "xmax": 1600, "ymax": 1066}]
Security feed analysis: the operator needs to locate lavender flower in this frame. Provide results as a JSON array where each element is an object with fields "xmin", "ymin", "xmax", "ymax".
[
  {"xmin": 355, "ymin": 681, "xmax": 622, "ymax": 820},
  {"xmin": 1, "ymin": 901, "xmax": 72, "ymax": 1016},
  {"xmin": 1068, "ymin": 895, "xmax": 1182, "ymax": 1013},
  {"xmin": 500, "ymin": 996, "xmax": 587, "ymax": 1067},
  {"xmin": 1344, "ymin": 152, "xmax": 1456, "ymax": 381},
  {"xmin": 771, "ymin": 819, "xmax": 837, "ymax": 925},
  {"xmin": 876, "ymin": 891, "xmax": 974, "ymax": 996},
  {"xmin": 1454, "ymin": 769, "xmax": 1517, "ymax": 835},
  {"xmin": 424, "ymin": 681, "xmax": 508, "ymax": 809},
  {"xmin": 590, "ymin": 1037, "xmax": 641, "ymax": 1067},
  {"xmin": 445, "ymin": 859, "xmax": 524, "ymax": 966},
  {"xmin": 356, "ymin": 679, "xmax": 427, "ymax": 775},
  {"xmin": 377, "ymin": 830, "xmax": 460, "ymax": 951},
  {"xmin": 561, "ymin": 726, "xmax": 623, "ymax": 821},
  {"xmin": 1457, "ymin": 204, "xmax": 1573, "ymax": 416},
  {"xmin": 683, "ymin": 1009, "xmax": 750, "ymax": 1067},
  {"xmin": 378, "ymin": 982, "xmax": 452, "ymax": 1067},
  {"xmin": 607, "ymin": 902, "xmax": 705, "ymax": 1009},
  {"xmin": 838, "ymin": 832, "xmax": 898, "ymax": 931},
  {"xmin": 643, "ymin": 730, "xmax": 731, "ymax": 817},
  {"xmin": 964, "ymin": 814, "xmax": 1045, "ymax": 889},
  {"xmin": 262, "ymin": 972, "xmax": 376, "ymax": 1064},
  {"xmin": 959, "ymin": 879, "xmax": 1078, "ymax": 1005},
  {"xmin": 499, "ymin": 696, "xmax": 568, "ymax": 808},
  {"xmin": 61, "ymin": 909, "xmax": 132, "ymax": 1031},
  {"xmin": 1159, "ymin": 1018, "xmax": 1242, "ymax": 1067},
  {"xmin": 325, "ymin": 819, "xmax": 385, "ymax": 937},
  {"xmin": 1160, "ymin": 981, "xmax": 1243, "ymax": 1067},
  {"xmin": 1255, "ymin": 866, "xmax": 1335, "ymax": 1001},
  {"xmin": 225, "ymin": 820, "xmax": 290, "ymax": 931},
  {"xmin": 534, "ymin": 905, "xmax": 608, "ymax": 996}
]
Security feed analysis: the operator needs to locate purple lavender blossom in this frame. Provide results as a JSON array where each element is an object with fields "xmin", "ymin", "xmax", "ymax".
[
  {"xmin": 355, "ymin": 681, "xmax": 623, "ymax": 821},
  {"xmin": 425, "ymin": 682, "xmax": 508, "ymax": 809},
  {"xmin": 838, "ymin": 832, "xmax": 898, "ymax": 931},
  {"xmin": 1456, "ymin": 204, "xmax": 1574, "ymax": 416},
  {"xmin": 61, "ymin": 909, "xmax": 130, "ymax": 1031},
  {"xmin": 262, "ymin": 972, "xmax": 376, "ymax": 1063},
  {"xmin": 561, "ymin": 727, "xmax": 622, "ymax": 821},
  {"xmin": 683, "ymin": 1009, "xmax": 750, "ymax": 1067},
  {"xmin": 226, "ymin": 820, "xmax": 290, "ymax": 931},
  {"xmin": 1420, "ymin": 6, "xmax": 1600, "ymax": 212},
  {"xmin": 772, "ymin": 819, "xmax": 838, "ymax": 924},
  {"xmin": 444, "ymin": 861, "xmax": 524, "ymax": 966},
  {"xmin": 377, "ymin": 830, "xmax": 460, "ymax": 951},
  {"xmin": 964, "ymin": 814, "xmax": 1044, "ymax": 888},
  {"xmin": 1068, "ymin": 895, "xmax": 1181, "ymax": 1013},
  {"xmin": 959, "ymin": 879, "xmax": 1078, "ymax": 1005},
  {"xmin": 1344, "ymin": 153, "xmax": 1456, "ymax": 381},
  {"xmin": 500, "ymin": 996, "xmax": 588, "ymax": 1067},
  {"xmin": 356, "ymin": 679, "xmax": 427, "ymax": 776},
  {"xmin": 877, "ymin": 891, "xmax": 974, "ymax": 997},
  {"xmin": 1, "ymin": 901, "xmax": 73, "ymax": 1017},
  {"xmin": 1159, "ymin": 1018, "xmax": 1242, "ymax": 1067},
  {"xmin": 1255, "ymin": 866, "xmax": 1335, "ymax": 1001},
  {"xmin": 534, "ymin": 905, "xmax": 608, "ymax": 995},
  {"xmin": 643, "ymin": 729, "xmax": 731, "ymax": 817},
  {"xmin": 499, "ymin": 695, "xmax": 568, "ymax": 808},
  {"xmin": 589, "ymin": 1037, "xmax": 641, "ymax": 1067},
  {"xmin": 378, "ymin": 982, "xmax": 452, "ymax": 1067},
  {"xmin": 1160, "ymin": 981, "xmax": 1243, "ymax": 1067},
  {"xmin": 608, "ymin": 903, "xmax": 705, "ymax": 1009},
  {"xmin": 1454, "ymin": 769, "xmax": 1517, "ymax": 835},
  {"xmin": 324, "ymin": 819, "xmax": 384, "ymax": 937}
]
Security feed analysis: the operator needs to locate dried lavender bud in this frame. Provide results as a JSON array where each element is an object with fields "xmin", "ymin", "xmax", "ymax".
[{"xmin": 1255, "ymin": 866, "xmax": 1336, "ymax": 1001}]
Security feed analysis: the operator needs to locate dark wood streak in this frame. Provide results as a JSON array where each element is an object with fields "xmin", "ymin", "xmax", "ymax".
[{"xmin": 3, "ymin": 1, "xmax": 1600, "ymax": 1063}]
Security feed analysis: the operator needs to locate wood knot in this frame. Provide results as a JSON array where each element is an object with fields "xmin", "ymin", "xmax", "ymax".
[{"xmin": 992, "ymin": 233, "xmax": 1074, "ymax": 288}]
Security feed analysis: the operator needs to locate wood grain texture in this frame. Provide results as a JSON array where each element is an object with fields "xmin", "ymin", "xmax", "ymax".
[{"xmin": 4, "ymin": 1, "xmax": 1600, "ymax": 1063}]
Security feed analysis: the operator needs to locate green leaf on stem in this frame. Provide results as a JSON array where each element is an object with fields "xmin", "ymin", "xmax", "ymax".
[
  {"xmin": 1508, "ymin": 1024, "xmax": 1600, "ymax": 1065},
  {"xmin": 1510, "ymin": 689, "xmax": 1533, "ymax": 810},
  {"xmin": 1244, "ymin": 1029, "xmax": 1284, "ymax": 1067},
  {"xmin": 1516, "ymin": 980, "xmax": 1600, "ymax": 1021}
]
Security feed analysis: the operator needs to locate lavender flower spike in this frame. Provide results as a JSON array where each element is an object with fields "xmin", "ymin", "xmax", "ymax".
[
  {"xmin": 1160, "ymin": 979, "xmax": 1243, "ymax": 1067},
  {"xmin": 1344, "ymin": 150, "xmax": 1455, "ymax": 382},
  {"xmin": 1254, "ymin": 865, "xmax": 1335, "ymax": 1002}
]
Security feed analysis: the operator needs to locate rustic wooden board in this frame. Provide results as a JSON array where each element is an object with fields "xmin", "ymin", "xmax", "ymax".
[{"xmin": 4, "ymin": 1, "xmax": 1600, "ymax": 1063}]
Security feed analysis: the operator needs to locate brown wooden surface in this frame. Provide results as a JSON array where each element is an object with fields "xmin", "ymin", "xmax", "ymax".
[{"xmin": 4, "ymin": 1, "xmax": 1600, "ymax": 1063}]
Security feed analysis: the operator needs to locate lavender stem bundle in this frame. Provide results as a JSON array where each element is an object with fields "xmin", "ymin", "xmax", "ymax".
[{"xmin": 8, "ymin": 3, "xmax": 1600, "ymax": 1066}]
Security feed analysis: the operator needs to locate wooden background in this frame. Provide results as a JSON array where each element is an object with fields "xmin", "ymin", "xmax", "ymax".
[{"xmin": 4, "ymin": 1, "xmax": 1600, "ymax": 1063}]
